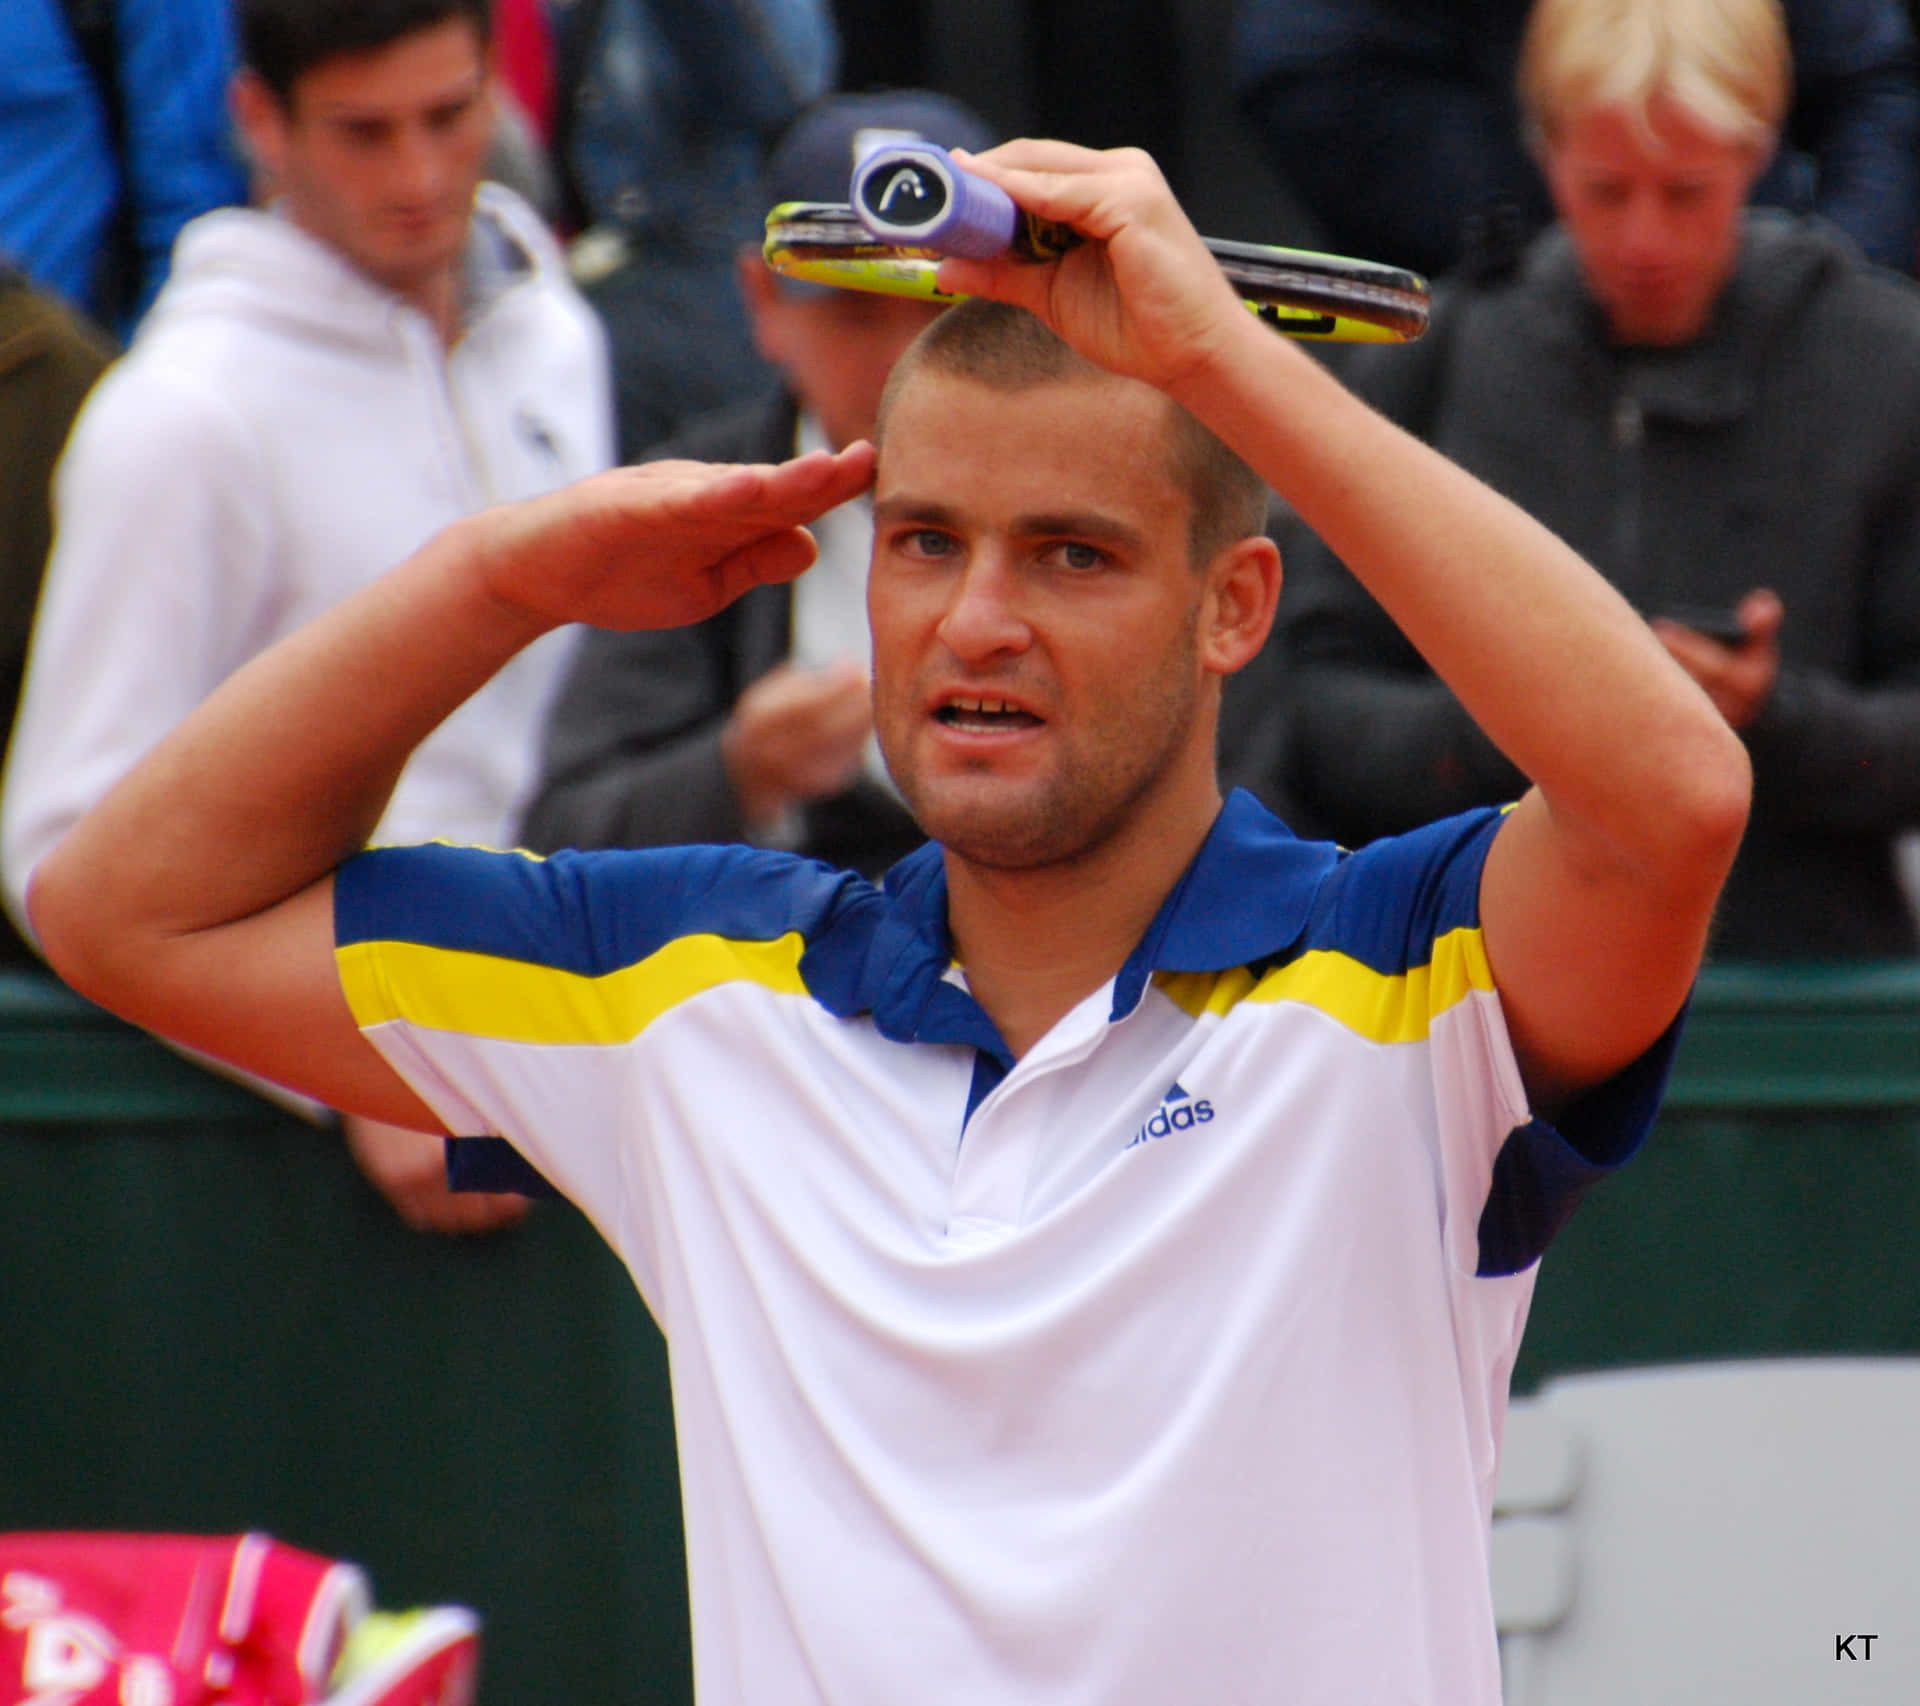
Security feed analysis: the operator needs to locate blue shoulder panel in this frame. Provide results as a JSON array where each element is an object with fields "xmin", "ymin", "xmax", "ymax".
[
  {"xmin": 335, "ymin": 840, "xmax": 871, "ymax": 975},
  {"xmin": 1302, "ymin": 806, "xmax": 1504, "ymax": 975},
  {"xmin": 1475, "ymin": 1007, "xmax": 1685, "ymax": 1276}
]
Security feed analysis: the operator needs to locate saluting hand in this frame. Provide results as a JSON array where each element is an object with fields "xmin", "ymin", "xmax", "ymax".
[{"xmin": 469, "ymin": 445, "xmax": 877, "ymax": 637}]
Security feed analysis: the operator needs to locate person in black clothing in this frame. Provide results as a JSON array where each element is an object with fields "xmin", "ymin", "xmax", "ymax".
[{"xmin": 1271, "ymin": 0, "xmax": 1920, "ymax": 958}]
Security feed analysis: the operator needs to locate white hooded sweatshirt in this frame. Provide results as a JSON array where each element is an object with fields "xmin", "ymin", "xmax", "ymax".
[{"xmin": 2, "ymin": 183, "xmax": 613, "ymax": 931}]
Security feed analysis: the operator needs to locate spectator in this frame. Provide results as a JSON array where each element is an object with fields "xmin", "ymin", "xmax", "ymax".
[
  {"xmin": 1271, "ymin": 0, "xmax": 1920, "ymax": 959},
  {"xmin": 1, "ymin": 0, "xmax": 613, "ymax": 1228},
  {"xmin": 519, "ymin": 90, "xmax": 996, "ymax": 878},
  {"xmin": 1232, "ymin": 0, "xmax": 1920, "ymax": 278},
  {"xmin": 0, "ymin": 0, "xmax": 249, "ymax": 334},
  {"xmin": 551, "ymin": 0, "xmax": 838, "ymax": 459},
  {"xmin": 0, "ymin": 264, "xmax": 114, "ymax": 968}
]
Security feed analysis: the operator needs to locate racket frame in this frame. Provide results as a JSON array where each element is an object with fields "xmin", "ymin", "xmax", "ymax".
[{"xmin": 763, "ymin": 202, "xmax": 1430, "ymax": 344}]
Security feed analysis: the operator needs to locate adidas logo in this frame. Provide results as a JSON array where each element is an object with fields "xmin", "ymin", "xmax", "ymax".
[{"xmin": 1125, "ymin": 1080, "xmax": 1215, "ymax": 1150}]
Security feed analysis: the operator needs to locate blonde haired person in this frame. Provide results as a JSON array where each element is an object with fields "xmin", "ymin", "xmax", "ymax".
[
  {"xmin": 1518, "ymin": 0, "xmax": 1790, "ymax": 153},
  {"xmin": 1276, "ymin": 0, "xmax": 1920, "ymax": 959}
]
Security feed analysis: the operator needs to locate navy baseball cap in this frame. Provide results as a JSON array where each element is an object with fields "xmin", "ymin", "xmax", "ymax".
[{"xmin": 766, "ymin": 89, "xmax": 999, "ymax": 207}]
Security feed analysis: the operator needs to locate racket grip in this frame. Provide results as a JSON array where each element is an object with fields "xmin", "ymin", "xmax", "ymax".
[{"xmin": 850, "ymin": 141, "xmax": 1079, "ymax": 262}]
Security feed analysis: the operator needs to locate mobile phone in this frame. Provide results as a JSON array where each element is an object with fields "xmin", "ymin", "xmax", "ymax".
[{"xmin": 1659, "ymin": 604, "xmax": 1750, "ymax": 646}]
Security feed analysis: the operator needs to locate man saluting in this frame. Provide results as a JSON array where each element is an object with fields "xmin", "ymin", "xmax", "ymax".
[{"xmin": 30, "ymin": 141, "xmax": 1749, "ymax": 1705}]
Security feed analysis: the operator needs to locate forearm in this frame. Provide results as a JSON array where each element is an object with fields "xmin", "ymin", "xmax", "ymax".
[
  {"xmin": 1171, "ymin": 315, "xmax": 1748, "ymax": 883},
  {"xmin": 30, "ymin": 516, "xmax": 551, "ymax": 975}
]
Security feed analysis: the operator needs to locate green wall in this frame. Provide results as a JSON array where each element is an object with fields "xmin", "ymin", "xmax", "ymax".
[
  {"xmin": 0, "ymin": 976, "xmax": 693, "ymax": 1706},
  {"xmin": 1516, "ymin": 962, "xmax": 1920, "ymax": 1389},
  {"xmin": 5, "ymin": 963, "xmax": 1917, "ymax": 1700}
]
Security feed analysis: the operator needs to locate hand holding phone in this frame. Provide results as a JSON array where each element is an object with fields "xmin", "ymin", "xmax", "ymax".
[
  {"xmin": 1658, "ymin": 604, "xmax": 1751, "ymax": 647},
  {"xmin": 1652, "ymin": 591, "xmax": 1785, "ymax": 729}
]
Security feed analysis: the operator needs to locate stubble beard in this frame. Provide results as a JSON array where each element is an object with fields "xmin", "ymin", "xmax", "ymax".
[{"xmin": 883, "ymin": 641, "xmax": 1204, "ymax": 875}]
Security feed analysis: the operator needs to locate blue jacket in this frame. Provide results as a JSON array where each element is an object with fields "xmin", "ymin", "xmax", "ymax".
[
  {"xmin": 0, "ymin": 0, "xmax": 248, "ymax": 331},
  {"xmin": 561, "ymin": 0, "xmax": 836, "ymax": 255}
]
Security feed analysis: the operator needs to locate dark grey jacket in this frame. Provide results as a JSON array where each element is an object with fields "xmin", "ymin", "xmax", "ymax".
[
  {"xmin": 1278, "ymin": 212, "xmax": 1920, "ymax": 959},
  {"xmin": 516, "ymin": 388, "xmax": 926, "ymax": 879}
]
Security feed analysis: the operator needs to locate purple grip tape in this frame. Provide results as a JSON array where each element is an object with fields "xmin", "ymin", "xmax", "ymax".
[{"xmin": 850, "ymin": 142, "xmax": 1018, "ymax": 258}]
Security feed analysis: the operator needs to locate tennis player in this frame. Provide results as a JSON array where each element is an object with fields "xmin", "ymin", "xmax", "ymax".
[{"xmin": 29, "ymin": 141, "xmax": 1748, "ymax": 1704}]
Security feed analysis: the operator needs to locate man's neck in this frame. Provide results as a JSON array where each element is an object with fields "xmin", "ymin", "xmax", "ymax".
[
  {"xmin": 410, "ymin": 269, "xmax": 464, "ymax": 348},
  {"xmin": 277, "ymin": 204, "xmax": 467, "ymax": 346},
  {"xmin": 943, "ymin": 778, "xmax": 1223, "ymax": 1061}
]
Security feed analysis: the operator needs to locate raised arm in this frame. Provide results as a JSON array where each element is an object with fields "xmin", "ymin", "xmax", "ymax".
[
  {"xmin": 942, "ymin": 141, "xmax": 1750, "ymax": 1108},
  {"xmin": 27, "ymin": 448, "xmax": 876, "ymax": 1127}
]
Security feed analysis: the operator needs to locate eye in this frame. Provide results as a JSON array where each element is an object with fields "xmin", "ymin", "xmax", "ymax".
[
  {"xmin": 891, "ymin": 526, "xmax": 957, "ymax": 561},
  {"xmin": 1045, "ymin": 539, "xmax": 1107, "ymax": 571},
  {"xmin": 427, "ymin": 96, "xmax": 478, "ymax": 134}
]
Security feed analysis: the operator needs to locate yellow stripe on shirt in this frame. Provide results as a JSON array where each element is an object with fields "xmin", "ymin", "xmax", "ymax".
[
  {"xmin": 337, "ymin": 931, "xmax": 810, "ymax": 1046},
  {"xmin": 1154, "ymin": 925, "xmax": 1495, "ymax": 1043}
]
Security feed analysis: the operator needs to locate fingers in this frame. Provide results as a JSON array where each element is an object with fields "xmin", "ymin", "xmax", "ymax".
[
  {"xmin": 933, "ymin": 142, "xmax": 1157, "ymax": 310},
  {"xmin": 1736, "ymin": 587, "xmax": 1785, "ymax": 643},
  {"xmin": 343, "ymin": 1115, "xmax": 531, "ymax": 1237},
  {"xmin": 662, "ymin": 443, "xmax": 876, "ymax": 528},
  {"xmin": 1652, "ymin": 623, "xmax": 1778, "ymax": 731},
  {"xmin": 707, "ymin": 527, "xmax": 821, "ymax": 607},
  {"xmin": 724, "ymin": 662, "xmax": 875, "ymax": 820},
  {"xmin": 476, "ymin": 442, "xmax": 877, "ymax": 638},
  {"xmin": 930, "ymin": 141, "xmax": 1245, "ymax": 393},
  {"xmin": 392, "ymin": 1185, "xmax": 533, "ymax": 1236},
  {"xmin": 954, "ymin": 139, "xmax": 1165, "ymax": 241},
  {"xmin": 648, "ymin": 447, "xmax": 877, "ymax": 608}
]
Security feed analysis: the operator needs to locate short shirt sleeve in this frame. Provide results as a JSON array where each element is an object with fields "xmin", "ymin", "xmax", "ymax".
[
  {"xmin": 333, "ymin": 839, "xmax": 865, "ymax": 1211},
  {"xmin": 1309, "ymin": 807, "xmax": 1682, "ymax": 1277}
]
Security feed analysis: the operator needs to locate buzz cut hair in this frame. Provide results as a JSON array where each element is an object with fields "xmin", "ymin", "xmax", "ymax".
[
  {"xmin": 238, "ymin": 0, "xmax": 493, "ymax": 108},
  {"xmin": 875, "ymin": 298, "xmax": 1271, "ymax": 570},
  {"xmin": 1518, "ymin": 0, "xmax": 1791, "ymax": 155}
]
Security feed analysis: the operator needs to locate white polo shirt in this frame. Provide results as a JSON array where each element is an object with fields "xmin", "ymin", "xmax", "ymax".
[{"xmin": 335, "ymin": 792, "xmax": 1674, "ymax": 1706}]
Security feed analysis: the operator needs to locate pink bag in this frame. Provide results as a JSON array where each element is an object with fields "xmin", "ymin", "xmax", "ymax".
[{"xmin": 0, "ymin": 1534, "xmax": 476, "ymax": 1706}]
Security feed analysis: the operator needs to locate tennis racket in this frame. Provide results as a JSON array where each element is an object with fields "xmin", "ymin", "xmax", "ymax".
[{"xmin": 764, "ymin": 141, "xmax": 1430, "ymax": 345}]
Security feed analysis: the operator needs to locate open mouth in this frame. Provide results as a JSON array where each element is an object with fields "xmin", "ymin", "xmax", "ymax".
[{"xmin": 935, "ymin": 696, "xmax": 1043, "ymax": 733}]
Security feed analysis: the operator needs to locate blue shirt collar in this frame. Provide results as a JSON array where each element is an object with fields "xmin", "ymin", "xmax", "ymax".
[{"xmin": 801, "ymin": 790, "xmax": 1337, "ymax": 1062}]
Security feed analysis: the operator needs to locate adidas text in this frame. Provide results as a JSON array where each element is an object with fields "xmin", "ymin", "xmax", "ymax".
[{"xmin": 1126, "ymin": 1084, "xmax": 1215, "ymax": 1149}]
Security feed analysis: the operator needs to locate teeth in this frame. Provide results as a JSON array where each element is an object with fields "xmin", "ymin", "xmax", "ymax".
[{"xmin": 948, "ymin": 697, "xmax": 1011, "ymax": 714}]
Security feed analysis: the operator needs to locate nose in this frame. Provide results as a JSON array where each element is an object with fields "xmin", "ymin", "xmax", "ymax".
[
  {"xmin": 935, "ymin": 550, "xmax": 1033, "ymax": 666},
  {"xmin": 389, "ymin": 122, "xmax": 445, "ymax": 202},
  {"xmin": 1615, "ymin": 189, "xmax": 1672, "ymax": 263}
]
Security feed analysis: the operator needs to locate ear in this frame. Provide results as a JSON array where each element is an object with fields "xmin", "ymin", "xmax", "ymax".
[
  {"xmin": 230, "ymin": 69, "xmax": 289, "ymax": 193},
  {"xmin": 1199, "ymin": 533, "xmax": 1282, "ymax": 678}
]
